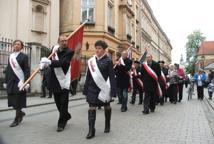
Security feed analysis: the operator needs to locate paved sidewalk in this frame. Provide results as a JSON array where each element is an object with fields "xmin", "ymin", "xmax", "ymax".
[{"xmin": 0, "ymin": 93, "xmax": 85, "ymax": 111}]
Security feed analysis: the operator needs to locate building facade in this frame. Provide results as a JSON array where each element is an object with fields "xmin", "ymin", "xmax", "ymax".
[
  {"xmin": 0, "ymin": 0, "xmax": 59, "ymax": 93},
  {"xmin": 60, "ymin": 0, "xmax": 172, "ymax": 63}
]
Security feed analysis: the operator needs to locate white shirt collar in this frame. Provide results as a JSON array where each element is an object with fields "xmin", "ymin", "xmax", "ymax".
[
  {"xmin": 12, "ymin": 51, "xmax": 21, "ymax": 58},
  {"xmin": 96, "ymin": 53, "xmax": 106, "ymax": 60}
]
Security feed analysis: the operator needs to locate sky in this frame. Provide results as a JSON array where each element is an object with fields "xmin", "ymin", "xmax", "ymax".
[{"xmin": 147, "ymin": 0, "xmax": 214, "ymax": 63}]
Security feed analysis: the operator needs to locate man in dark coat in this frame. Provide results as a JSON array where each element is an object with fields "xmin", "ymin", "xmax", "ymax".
[
  {"xmin": 40, "ymin": 35, "xmax": 74, "ymax": 132},
  {"xmin": 158, "ymin": 60, "xmax": 168, "ymax": 105},
  {"xmin": 41, "ymin": 66, "xmax": 52, "ymax": 98},
  {"xmin": 130, "ymin": 60, "xmax": 144, "ymax": 105},
  {"xmin": 141, "ymin": 53, "xmax": 161, "ymax": 114},
  {"xmin": 114, "ymin": 51, "xmax": 132, "ymax": 112},
  {"xmin": 4, "ymin": 40, "xmax": 30, "ymax": 127}
]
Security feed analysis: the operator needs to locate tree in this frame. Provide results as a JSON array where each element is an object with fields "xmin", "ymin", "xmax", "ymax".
[{"xmin": 185, "ymin": 30, "xmax": 205, "ymax": 74}]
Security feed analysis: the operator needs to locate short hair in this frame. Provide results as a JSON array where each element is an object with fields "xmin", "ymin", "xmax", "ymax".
[
  {"xmin": 158, "ymin": 60, "xmax": 165, "ymax": 64},
  {"xmin": 134, "ymin": 60, "xmax": 140, "ymax": 64},
  {"xmin": 174, "ymin": 63, "xmax": 179, "ymax": 68},
  {"xmin": 95, "ymin": 40, "xmax": 108, "ymax": 49},
  {"xmin": 12, "ymin": 40, "xmax": 24, "ymax": 48}
]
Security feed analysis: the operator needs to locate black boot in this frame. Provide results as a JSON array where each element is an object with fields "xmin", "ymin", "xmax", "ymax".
[
  {"xmin": 86, "ymin": 110, "xmax": 96, "ymax": 139},
  {"xmin": 104, "ymin": 108, "xmax": 111, "ymax": 133},
  {"xmin": 10, "ymin": 111, "xmax": 19, "ymax": 127}
]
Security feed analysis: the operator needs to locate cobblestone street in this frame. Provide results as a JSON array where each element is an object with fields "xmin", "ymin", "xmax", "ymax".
[{"xmin": 0, "ymin": 89, "xmax": 214, "ymax": 144}]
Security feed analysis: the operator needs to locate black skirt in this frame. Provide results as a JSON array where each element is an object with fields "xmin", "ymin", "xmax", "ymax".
[{"xmin": 8, "ymin": 93, "xmax": 26, "ymax": 109}]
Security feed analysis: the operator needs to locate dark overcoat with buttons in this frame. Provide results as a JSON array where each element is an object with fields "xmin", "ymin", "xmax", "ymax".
[
  {"xmin": 5, "ymin": 52, "xmax": 30, "ymax": 109},
  {"xmin": 83, "ymin": 54, "xmax": 116, "ymax": 105}
]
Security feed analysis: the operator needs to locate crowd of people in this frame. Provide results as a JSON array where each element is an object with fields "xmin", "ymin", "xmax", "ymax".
[{"xmin": 3, "ymin": 37, "xmax": 214, "ymax": 139}]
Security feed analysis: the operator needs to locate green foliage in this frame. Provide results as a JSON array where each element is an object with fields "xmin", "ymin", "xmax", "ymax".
[{"xmin": 185, "ymin": 30, "xmax": 206, "ymax": 74}]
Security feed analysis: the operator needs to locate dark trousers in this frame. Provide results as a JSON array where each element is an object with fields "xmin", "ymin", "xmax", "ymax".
[
  {"xmin": 131, "ymin": 86, "xmax": 143, "ymax": 104},
  {"xmin": 42, "ymin": 84, "xmax": 52, "ymax": 97},
  {"xmin": 178, "ymin": 83, "xmax": 184, "ymax": 101},
  {"xmin": 168, "ymin": 84, "xmax": 177, "ymax": 103},
  {"xmin": 159, "ymin": 86, "xmax": 166, "ymax": 105},
  {"xmin": 197, "ymin": 86, "xmax": 204, "ymax": 100},
  {"xmin": 143, "ymin": 91, "xmax": 156, "ymax": 112},
  {"xmin": 119, "ymin": 88, "xmax": 128, "ymax": 110},
  {"xmin": 53, "ymin": 90, "xmax": 71, "ymax": 127}
]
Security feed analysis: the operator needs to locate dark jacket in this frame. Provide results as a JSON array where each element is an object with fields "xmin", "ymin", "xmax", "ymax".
[
  {"xmin": 47, "ymin": 47, "xmax": 74, "ymax": 92},
  {"xmin": 141, "ymin": 60, "xmax": 161, "ymax": 92},
  {"xmin": 5, "ymin": 52, "xmax": 30, "ymax": 94},
  {"xmin": 132, "ymin": 67, "xmax": 143, "ymax": 89},
  {"xmin": 83, "ymin": 54, "xmax": 116, "ymax": 105},
  {"xmin": 114, "ymin": 58, "xmax": 132, "ymax": 89},
  {"xmin": 5, "ymin": 52, "xmax": 30, "ymax": 109}
]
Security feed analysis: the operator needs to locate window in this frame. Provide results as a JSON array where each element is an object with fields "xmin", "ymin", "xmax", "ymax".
[
  {"xmin": 81, "ymin": 0, "xmax": 95, "ymax": 23},
  {"xmin": 125, "ymin": 15, "xmax": 130, "ymax": 35},
  {"xmin": 107, "ymin": 4, "xmax": 114, "ymax": 28}
]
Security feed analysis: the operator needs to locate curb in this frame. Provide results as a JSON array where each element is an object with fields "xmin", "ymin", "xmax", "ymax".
[
  {"xmin": 202, "ymin": 97, "xmax": 214, "ymax": 136},
  {"xmin": 0, "ymin": 97, "xmax": 85, "ymax": 112}
]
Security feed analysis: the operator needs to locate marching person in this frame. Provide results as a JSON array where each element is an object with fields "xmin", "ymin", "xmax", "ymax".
[
  {"xmin": 141, "ymin": 53, "xmax": 161, "ymax": 114},
  {"xmin": 40, "ymin": 66, "xmax": 52, "ymax": 98},
  {"xmin": 158, "ymin": 61, "xmax": 168, "ymax": 105},
  {"xmin": 40, "ymin": 35, "xmax": 74, "ymax": 132},
  {"xmin": 114, "ymin": 51, "xmax": 132, "ymax": 112},
  {"xmin": 83, "ymin": 40, "xmax": 116, "ymax": 139},
  {"xmin": 130, "ymin": 60, "xmax": 144, "ymax": 105},
  {"xmin": 3, "ymin": 40, "xmax": 30, "ymax": 127}
]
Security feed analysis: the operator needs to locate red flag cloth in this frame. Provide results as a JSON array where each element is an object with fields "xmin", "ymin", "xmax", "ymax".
[{"xmin": 67, "ymin": 25, "xmax": 84, "ymax": 81}]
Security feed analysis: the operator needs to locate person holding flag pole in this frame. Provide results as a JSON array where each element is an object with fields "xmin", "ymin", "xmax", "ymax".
[{"xmin": 140, "ymin": 50, "xmax": 162, "ymax": 114}]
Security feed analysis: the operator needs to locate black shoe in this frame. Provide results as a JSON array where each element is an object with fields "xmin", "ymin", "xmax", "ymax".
[
  {"xmin": 86, "ymin": 110, "xmax": 96, "ymax": 139},
  {"xmin": 40, "ymin": 96, "xmax": 45, "ymax": 98},
  {"xmin": 150, "ymin": 109, "xmax": 154, "ymax": 113},
  {"xmin": 10, "ymin": 121, "xmax": 19, "ymax": 127},
  {"xmin": 117, "ymin": 102, "xmax": 121, "ymax": 104},
  {"xmin": 178, "ymin": 100, "xmax": 181, "ymax": 102},
  {"xmin": 138, "ymin": 103, "xmax": 142, "ymax": 105},
  {"xmin": 130, "ymin": 101, "xmax": 135, "ymax": 105},
  {"xmin": 142, "ymin": 111, "xmax": 149, "ymax": 114},
  {"xmin": 121, "ymin": 107, "xmax": 127, "ymax": 112},
  {"xmin": 47, "ymin": 96, "xmax": 52, "ymax": 98},
  {"xmin": 18, "ymin": 111, "xmax": 25, "ymax": 123},
  {"xmin": 57, "ymin": 127, "xmax": 64, "ymax": 132}
]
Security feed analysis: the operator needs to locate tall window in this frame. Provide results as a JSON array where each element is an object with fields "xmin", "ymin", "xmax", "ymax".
[
  {"xmin": 125, "ymin": 15, "xmax": 130, "ymax": 35},
  {"xmin": 81, "ymin": 0, "xmax": 95, "ymax": 22},
  {"xmin": 32, "ymin": 5, "xmax": 45, "ymax": 32},
  {"xmin": 107, "ymin": 4, "xmax": 114, "ymax": 28}
]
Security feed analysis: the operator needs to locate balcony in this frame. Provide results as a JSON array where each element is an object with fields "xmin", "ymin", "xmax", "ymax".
[{"xmin": 119, "ymin": 0, "xmax": 135, "ymax": 17}]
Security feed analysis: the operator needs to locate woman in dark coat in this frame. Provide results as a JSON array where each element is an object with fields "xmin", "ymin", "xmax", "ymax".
[
  {"xmin": 4, "ymin": 40, "xmax": 30, "ymax": 127},
  {"xmin": 83, "ymin": 40, "xmax": 116, "ymax": 139}
]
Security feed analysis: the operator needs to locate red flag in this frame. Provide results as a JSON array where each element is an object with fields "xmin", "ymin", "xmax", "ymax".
[{"xmin": 67, "ymin": 25, "xmax": 84, "ymax": 81}]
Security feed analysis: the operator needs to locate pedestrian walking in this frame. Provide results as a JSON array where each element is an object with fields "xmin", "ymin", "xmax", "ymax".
[
  {"xmin": 3, "ymin": 40, "xmax": 30, "ymax": 127},
  {"xmin": 194, "ymin": 69, "xmax": 206, "ymax": 100},
  {"xmin": 141, "ymin": 53, "xmax": 161, "ymax": 114},
  {"xmin": 40, "ymin": 35, "xmax": 74, "ymax": 132},
  {"xmin": 83, "ymin": 40, "xmax": 116, "ymax": 139},
  {"xmin": 114, "ymin": 51, "xmax": 132, "ymax": 112}
]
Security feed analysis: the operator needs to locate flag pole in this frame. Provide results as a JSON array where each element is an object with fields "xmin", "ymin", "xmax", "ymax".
[{"xmin": 20, "ymin": 19, "xmax": 89, "ymax": 90}]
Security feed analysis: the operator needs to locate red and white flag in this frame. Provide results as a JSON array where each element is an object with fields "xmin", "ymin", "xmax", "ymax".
[{"xmin": 67, "ymin": 25, "xmax": 84, "ymax": 81}]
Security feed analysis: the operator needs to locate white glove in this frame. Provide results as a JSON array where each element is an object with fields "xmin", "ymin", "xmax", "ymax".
[
  {"xmin": 40, "ymin": 57, "xmax": 51, "ymax": 65},
  {"xmin": 18, "ymin": 81, "xmax": 24, "ymax": 89},
  {"xmin": 24, "ymin": 84, "xmax": 30, "ymax": 91},
  {"xmin": 18, "ymin": 81, "xmax": 30, "ymax": 91},
  {"xmin": 39, "ymin": 63, "xmax": 46, "ymax": 70},
  {"xmin": 3, "ymin": 83, "xmax": 7, "ymax": 89}
]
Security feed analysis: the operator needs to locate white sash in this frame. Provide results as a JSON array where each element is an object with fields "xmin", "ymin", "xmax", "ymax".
[
  {"xmin": 9, "ymin": 53, "xmax": 25, "ymax": 82},
  {"xmin": 52, "ymin": 45, "xmax": 71, "ymax": 90},
  {"xmin": 88, "ymin": 56, "xmax": 111, "ymax": 103}
]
